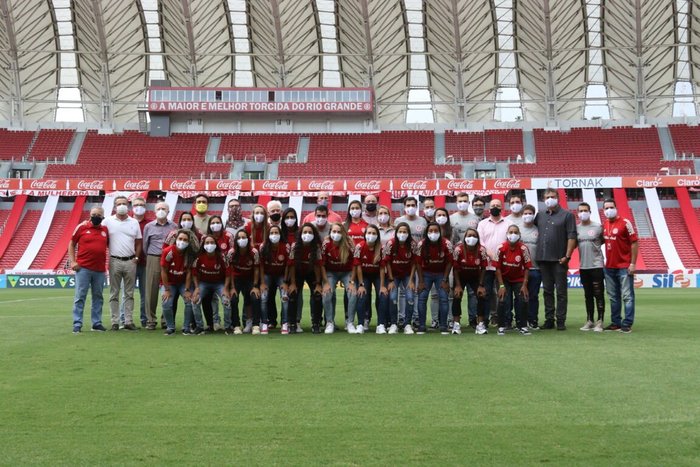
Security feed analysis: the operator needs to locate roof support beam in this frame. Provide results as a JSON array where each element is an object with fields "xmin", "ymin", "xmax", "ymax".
[
  {"xmin": 180, "ymin": 0, "xmax": 198, "ymax": 85},
  {"xmin": 269, "ymin": 0, "xmax": 286, "ymax": 86},
  {"xmin": 634, "ymin": 0, "xmax": 646, "ymax": 122},
  {"xmin": 359, "ymin": 0, "xmax": 377, "ymax": 123},
  {"xmin": 91, "ymin": 0, "xmax": 112, "ymax": 127},
  {"xmin": 542, "ymin": 0, "xmax": 557, "ymax": 125},
  {"xmin": 0, "ymin": 0, "xmax": 22, "ymax": 127},
  {"xmin": 450, "ymin": 0, "xmax": 465, "ymax": 121}
]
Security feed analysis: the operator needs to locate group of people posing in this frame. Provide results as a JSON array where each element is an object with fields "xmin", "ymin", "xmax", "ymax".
[{"xmin": 69, "ymin": 188, "xmax": 638, "ymax": 336}]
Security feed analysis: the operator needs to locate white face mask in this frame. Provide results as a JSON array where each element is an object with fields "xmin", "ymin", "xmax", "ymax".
[
  {"xmin": 176, "ymin": 240, "xmax": 189, "ymax": 250},
  {"xmin": 237, "ymin": 238, "xmax": 249, "ymax": 248},
  {"xmin": 269, "ymin": 234, "xmax": 281, "ymax": 244},
  {"xmin": 115, "ymin": 205, "xmax": 128, "ymax": 216},
  {"xmin": 522, "ymin": 214, "xmax": 534, "ymax": 224},
  {"xmin": 427, "ymin": 232, "xmax": 440, "ymax": 242},
  {"xmin": 510, "ymin": 202, "xmax": 523, "ymax": 213},
  {"xmin": 132, "ymin": 206, "xmax": 146, "ymax": 216},
  {"xmin": 253, "ymin": 213, "xmax": 265, "ymax": 223},
  {"xmin": 544, "ymin": 197, "xmax": 558, "ymax": 209},
  {"xmin": 301, "ymin": 233, "xmax": 314, "ymax": 243},
  {"xmin": 397, "ymin": 232, "xmax": 409, "ymax": 242},
  {"xmin": 284, "ymin": 218, "xmax": 296, "ymax": 227},
  {"xmin": 203, "ymin": 243, "xmax": 216, "ymax": 253},
  {"xmin": 350, "ymin": 209, "xmax": 362, "ymax": 219},
  {"xmin": 330, "ymin": 232, "xmax": 342, "ymax": 242},
  {"xmin": 579, "ymin": 211, "xmax": 591, "ymax": 222},
  {"xmin": 210, "ymin": 223, "xmax": 222, "ymax": 232},
  {"xmin": 377, "ymin": 214, "xmax": 390, "ymax": 224},
  {"xmin": 457, "ymin": 202, "xmax": 469, "ymax": 212},
  {"xmin": 436, "ymin": 215, "xmax": 448, "ymax": 225},
  {"xmin": 424, "ymin": 208, "xmax": 435, "ymax": 217},
  {"xmin": 604, "ymin": 208, "xmax": 617, "ymax": 219},
  {"xmin": 507, "ymin": 233, "xmax": 520, "ymax": 243},
  {"xmin": 365, "ymin": 233, "xmax": 378, "ymax": 244},
  {"xmin": 315, "ymin": 217, "xmax": 327, "ymax": 226},
  {"xmin": 405, "ymin": 206, "xmax": 417, "ymax": 216},
  {"xmin": 155, "ymin": 209, "xmax": 168, "ymax": 220},
  {"xmin": 181, "ymin": 220, "xmax": 193, "ymax": 230},
  {"xmin": 465, "ymin": 236, "xmax": 478, "ymax": 247}
]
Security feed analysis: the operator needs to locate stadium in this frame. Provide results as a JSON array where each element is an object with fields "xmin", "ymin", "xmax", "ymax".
[{"xmin": 1, "ymin": 0, "xmax": 699, "ymax": 464}]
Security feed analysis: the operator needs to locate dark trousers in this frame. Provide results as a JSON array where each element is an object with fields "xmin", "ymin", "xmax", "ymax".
[
  {"xmin": 452, "ymin": 274, "xmax": 487, "ymax": 321},
  {"xmin": 527, "ymin": 269, "xmax": 542, "ymax": 325},
  {"xmin": 288, "ymin": 273, "xmax": 322, "ymax": 326},
  {"xmin": 539, "ymin": 261, "xmax": 568, "ymax": 324},
  {"xmin": 497, "ymin": 280, "xmax": 527, "ymax": 329},
  {"xmin": 357, "ymin": 273, "xmax": 385, "ymax": 326},
  {"xmin": 230, "ymin": 278, "xmax": 261, "ymax": 327},
  {"xmin": 580, "ymin": 268, "xmax": 605, "ymax": 322}
]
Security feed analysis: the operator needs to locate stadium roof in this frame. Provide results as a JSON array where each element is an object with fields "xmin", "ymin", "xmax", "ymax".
[{"xmin": 0, "ymin": 0, "xmax": 697, "ymax": 126}]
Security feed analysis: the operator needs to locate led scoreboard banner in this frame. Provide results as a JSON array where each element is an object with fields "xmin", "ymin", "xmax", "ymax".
[{"xmin": 148, "ymin": 87, "xmax": 374, "ymax": 113}]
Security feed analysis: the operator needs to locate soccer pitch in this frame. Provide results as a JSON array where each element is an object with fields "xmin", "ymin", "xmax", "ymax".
[{"xmin": 1, "ymin": 288, "xmax": 699, "ymax": 466}]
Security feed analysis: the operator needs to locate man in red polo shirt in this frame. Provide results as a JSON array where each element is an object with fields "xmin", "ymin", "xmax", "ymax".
[
  {"xmin": 602, "ymin": 199, "xmax": 638, "ymax": 333},
  {"xmin": 69, "ymin": 206, "xmax": 109, "ymax": 333}
]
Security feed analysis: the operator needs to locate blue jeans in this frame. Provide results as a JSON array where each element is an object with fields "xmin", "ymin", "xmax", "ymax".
[
  {"xmin": 527, "ymin": 269, "xmax": 542, "ymax": 325},
  {"xmin": 389, "ymin": 276, "xmax": 413, "ymax": 326},
  {"xmin": 72, "ymin": 267, "xmax": 105, "ymax": 328},
  {"xmin": 323, "ymin": 271, "xmax": 357, "ymax": 324},
  {"xmin": 162, "ymin": 283, "xmax": 193, "ymax": 331},
  {"xmin": 497, "ymin": 280, "xmax": 527, "ymax": 328},
  {"xmin": 605, "ymin": 268, "xmax": 635, "ymax": 327},
  {"xmin": 262, "ymin": 274, "xmax": 289, "ymax": 324},
  {"xmin": 418, "ymin": 271, "xmax": 449, "ymax": 328},
  {"xmin": 119, "ymin": 264, "xmax": 146, "ymax": 326},
  {"xmin": 356, "ymin": 273, "xmax": 386, "ymax": 326},
  {"xmin": 192, "ymin": 281, "xmax": 225, "ymax": 330}
]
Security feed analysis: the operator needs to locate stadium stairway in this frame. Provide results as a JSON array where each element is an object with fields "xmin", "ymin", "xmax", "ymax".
[
  {"xmin": 0, "ymin": 210, "xmax": 42, "ymax": 271},
  {"xmin": 35, "ymin": 196, "xmax": 87, "ymax": 270},
  {"xmin": 0, "ymin": 195, "xmax": 28, "ymax": 261},
  {"xmin": 675, "ymin": 188, "xmax": 700, "ymax": 259},
  {"xmin": 663, "ymin": 208, "xmax": 700, "ymax": 268}
]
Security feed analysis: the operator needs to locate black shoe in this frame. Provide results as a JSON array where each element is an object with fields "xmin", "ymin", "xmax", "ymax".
[
  {"xmin": 91, "ymin": 324, "xmax": 107, "ymax": 332},
  {"xmin": 123, "ymin": 323, "xmax": 138, "ymax": 331},
  {"xmin": 397, "ymin": 318, "xmax": 405, "ymax": 328},
  {"xmin": 146, "ymin": 324, "xmax": 156, "ymax": 330},
  {"xmin": 505, "ymin": 323, "xmax": 514, "ymax": 331},
  {"xmin": 141, "ymin": 321, "xmax": 147, "ymax": 328},
  {"xmin": 541, "ymin": 321, "xmax": 555, "ymax": 330},
  {"xmin": 439, "ymin": 326, "xmax": 449, "ymax": 335},
  {"xmin": 604, "ymin": 324, "xmax": 621, "ymax": 331},
  {"xmin": 556, "ymin": 323, "xmax": 567, "ymax": 331},
  {"xmin": 312, "ymin": 324, "xmax": 321, "ymax": 334},
  {"xmin": 417, "ymin": 325, "xmax": 427, "ymax": 335},
  {"xmin": 110, "ymin": 324, "xmax": 119, "ymax": 331},
  {"xmin": 193, "ymin": 327, "xmax": 205, "ymax": 335},
  {"xmin": 72, "ymin": 326, "xmax": 81, "ymax": 334},
  {"xmin": 164, "ymin": 329, "xmax": 176, "ymax": 336},
  {"xmin": 182, "ymin": 328, "xmax": 192, "ymax": 336},
  {"xmin": 224, "ymin": 327, "xmax": 234, "ymax": 335},
  {"xmin": 619, "ymin": 326, "xmax": 632, "ymax": 334},
  {"xmin": 160, "ymin": 322, "xmax": 167, "ymax": 329},
  {"xmin": 528, "ymin": 322, "xmax": 540, "ymax": 330}
]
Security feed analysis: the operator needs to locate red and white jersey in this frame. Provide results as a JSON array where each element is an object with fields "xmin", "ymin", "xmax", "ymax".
[
  {"xmin": 72, "ymin": 221, "xmax": 109, "ymax": 272},
  {"xmin": 226, "ymin": 248, "xmax": 260, "ymax": 280},
  {"xmin": 603, "ymin": 216, "xmax": 638, "ymax": 269},
  {"xmin": 353, "ymin": 241, "xmax": 382, "ymax": 275},
  {"xmin": 321, "ymin": 238, "xmax": 354, "ymax": 273},
  {"xmin": 452, "ymin": 243, "xmax": 489, "ymax": 282},
  {"xmin": 288, "ymin": 243, "xmax": 322, "ymax": 277},
  {"xmin": 160, "ymin": 245, "xmax": 188, "ymax": 285},
  {"xmin": 244, "ymin": 223, "xmax": 266, "ymax": 249},
  {"xmin": 416, "ymin": 238, "xmax": 454, "ymax": 274},
  {"xmin": 261, "ymin": 243, "xmax": 291, "ymax": 277},
  {"xmin": 211, "ymin": 231, "xmax": 235, "ymax": 256},
  {"xmin": 192, "ymin": 252, "xmax": 227, "ymax": 283},
  {"xmin": 381, "ymin": 238, "xmax": 418, "ymax": 278},
  {"xmin": 495, "ymin": 241, "xmax": 532, "ymax": 283},
  {"xmin": 346, "ymin": 219, "xmax": 369, "ymax": 245}
]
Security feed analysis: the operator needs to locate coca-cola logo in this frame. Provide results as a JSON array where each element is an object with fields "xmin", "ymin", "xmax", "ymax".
[
  {"xmin": 400, "ymin": 180, "xmax": 428, "ymax": 190},
  {"xmin": 30, "ymin": 179, "xmax": 58, "ymax": 190},
  {"xmin": 307, "ymin": 181, "xmax": 337, "ymax": 191},
  {"xmin": 122, "ymin": 180, "xmax": 151, "ymax": 190},
  {"xmin": 76, "ymin": 180, "xmax": 104, "ymax": 190},
  {"xmin": 493, "ymin": 179, "xmax": 522, "ymax": 189},
  {"xmin": 215, "ymin": 180, "xmax": 243, "ymax": 190},
  {"xmin": 169, "ymin": 180, "xmax": 198, "ymax": 190},
  {"xmin": 261, "ymin": 180, "xmax": 289, "ymax": 190},
  {"xmin": 0, "ymin": 179, "xmax": 10, "ymax": 189},
  {"xmin": 353, "ymin": 180, "xmax": 381, "ymax": 191},
  {"xmin": 446, "ymin": 180, "xmax": 474, "ymax": 190}
]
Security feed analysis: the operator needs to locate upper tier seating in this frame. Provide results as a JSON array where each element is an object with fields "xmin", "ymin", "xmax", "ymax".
[
  {"xmin": 0, "ymin": 129, "xmax": 34, "ymax": 160},
  {"xmin": 218, "ymin": 134, "xmax": 299, "ymax": 162},
  {"xmin": 29, "ymin": 129, "xmax": 75, "ymax": 161},
  {"xmin": 445, "ymin": 129, "xmax": 524, "ymax": 162}
]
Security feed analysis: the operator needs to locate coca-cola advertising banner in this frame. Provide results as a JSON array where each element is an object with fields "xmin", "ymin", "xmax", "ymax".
[{"xmin": 346, "ymin": 179, "xmax": 392, "ymax": 193}]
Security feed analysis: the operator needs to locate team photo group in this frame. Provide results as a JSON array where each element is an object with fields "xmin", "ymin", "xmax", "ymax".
[{"xmin": 69, "ymin": 188, "xmax": 638, "ymax": 337}]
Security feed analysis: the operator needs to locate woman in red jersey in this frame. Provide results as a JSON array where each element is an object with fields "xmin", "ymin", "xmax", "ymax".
[
  {"xmin": 245, "ymin": 204, "xmax": 268, "ymax": 249},
  {"xmin": 160, "ymin": 229, "xmax": 199, "ymax": 335},
  {"xmin": 224, "ymin": 229, "xmax": 262, "ymax": 335},
  {"xmin": 344, "ymin": 200, "xmax": 368, "ymax": 245},
  {"xmin": 287, "ymin": 223, "xmax": 324, "ymax": 333},
  {"xmin": 380, "ymin": 222, "xmax": 417, "ymax": 334},
  {"xmin": 452, "ymin": 228, "xmax": 489, "ymax": 335},
  {"xmin": 190, "ymin": 234, "xmax": 228, "ymax": 335},
  {"xmin": 495, "ymin": 225, "xmax": 532, "ymax": 336},
  {"xmin": 281, "ymin": 207, "xmax": 299, "ymax": 245},
  {"xmin": 321, "ymin": 222, "xmax": 358, "ymax": 334},
  {"xmin": 415, "ymin": 222, "xmax": 453, "ymax": 335},
  {"xmin": 353, "ymin": 225, "xmax": 387, "ymax": 334},
  {"xmin": 259, "ymin": 225, "xmax": 292, "ymax": 334}
]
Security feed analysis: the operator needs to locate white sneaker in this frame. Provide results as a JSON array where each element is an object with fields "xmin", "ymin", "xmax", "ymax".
[
  {"xmin": 281, "ymin": 323, "xmax": 289, "ymax": 335},
  {"xmin": 324, "ymin": 322, "xmax": 335, "ymax": 334},
  {"xmin": 347, "ymin": 323, "xmax": 357, "ymax": 334},
  {"xmin": 252, "ymin": 325, "xmax": 261, "ymax": 335},
  {"xmin": 260, "ymin": 323, "xmax": 269, "ymax": 335},
  {"xmin": 451, "ymin": 322, "xmax": 462, "ymax": 335},
  {"xmin": 296, "ymin": 323, "xmax": 304, "ymax": 333},
  {"xmin": 580, "ymin": 320, "xmax": 595, "ymax": 331},
  {"xmin": 213, "ymin": 322, "xmax": 223, "ymax": 332},
  {"xmin": 387, "ymin": 324, "xmax": 398, "ymax": 334},
  {"xmin": 355, "ymin": 324, "xmax": 365, "ymax": 334},
  {"xmin": 233, "ymin": 326, "xmax": 242, "ymax": 335},
  {"xmin": 404, "ymin": 324, "xmax": 414, "ymax": 335},
  {"xmin": 593, "ymin": 320, "xmax": 604, "ymax": 332},
  {"xmin": 376, "ymin": 324, "xmax": 387, "ymax": 334},
  {"xmin": 497, "ymin": 327, "xmax": 506, "ymax": 336},
  {"xmin": 475, "ymin": 322, "xmax": 488, "ymax": 335},
  {"xmin": 243, "ymin": 320, "xmax": 253, "ymax": 333}
]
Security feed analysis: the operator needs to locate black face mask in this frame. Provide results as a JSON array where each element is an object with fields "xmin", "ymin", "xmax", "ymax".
[
  {"xmin": 90, "ymin": 216, "xmax": 103, "ymax": 226},
  {"xmin": 365, "ymin": 203, "xmax": 377, "ymax": 212},
  {"xmin": 269, "ymin": 213, "xmax": 281, "ymax": 222},
  {"xmin": 490, "ymin": 207, "xmax": 502, "ymax": 217},
  {"xmin": 473, "ymin": 206, "xmax": 484, "ymax": 216}
]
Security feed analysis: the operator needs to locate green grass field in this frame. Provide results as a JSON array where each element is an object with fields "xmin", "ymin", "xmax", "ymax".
[{"xmin": 1, "ymin": 288, "xmax": 699, "ymax": 466}]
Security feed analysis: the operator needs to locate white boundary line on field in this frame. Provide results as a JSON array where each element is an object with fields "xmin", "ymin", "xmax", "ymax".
[{"xmin": 0, "ymin": 296, "xmax": 70, "ymax": 305}]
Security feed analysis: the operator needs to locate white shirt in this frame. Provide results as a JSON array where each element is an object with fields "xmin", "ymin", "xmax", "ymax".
[{"xmin": 103, "ymin": 215, "xmax": 142, "ymax": 257}]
